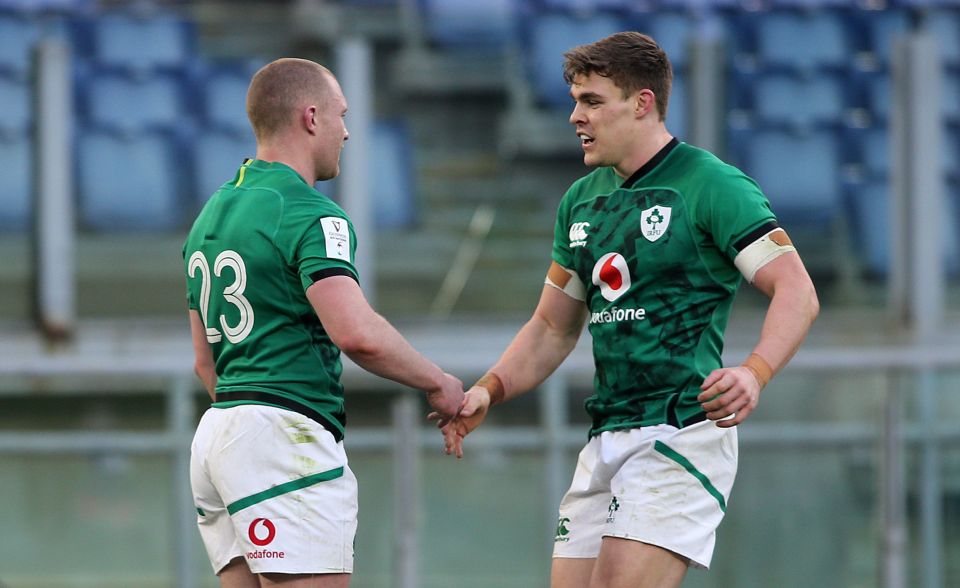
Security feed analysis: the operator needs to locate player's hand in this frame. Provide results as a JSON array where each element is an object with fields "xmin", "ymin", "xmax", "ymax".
[
  {"xmin": 697, "ymin": 366, "xmax": 762, "ymax": 427},
  {"xmin": 430, "ymin": 386, "xmax": 491, "ymax": 458},
  {"xmin": 424, "ymin": 372, "xmax": 464, "ymax": 428}
]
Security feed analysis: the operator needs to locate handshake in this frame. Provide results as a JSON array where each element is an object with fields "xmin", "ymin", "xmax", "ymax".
[{"xmin": 423, "ymin": 371, "xmax": 504, "ymax": 459}]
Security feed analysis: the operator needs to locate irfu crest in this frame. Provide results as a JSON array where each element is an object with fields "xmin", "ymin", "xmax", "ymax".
[{"xmin": 640, "ymin": 205, "xmax": 672, "ymax": 242}]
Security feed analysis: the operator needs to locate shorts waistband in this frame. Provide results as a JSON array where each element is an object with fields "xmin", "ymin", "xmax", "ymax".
[{"xmin": 214, "ymin": 391, "xmax": 344, "ymax": 442}]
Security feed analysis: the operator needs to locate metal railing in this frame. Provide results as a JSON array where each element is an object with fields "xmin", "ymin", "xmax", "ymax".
[{"xmin": 1, "ymin": 342, "xmax": 958, "ymax": 587}]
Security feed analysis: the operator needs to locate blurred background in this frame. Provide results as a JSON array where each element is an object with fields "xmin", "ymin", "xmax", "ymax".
[{"xmin": 1, "ymin": 0, "xmax": 960, "ymax": 586}]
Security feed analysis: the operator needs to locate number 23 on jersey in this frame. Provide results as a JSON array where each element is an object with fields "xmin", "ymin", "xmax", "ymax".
[{"xmin": 188, "ymin": 250, "xmax": 255, "ymax": 344}]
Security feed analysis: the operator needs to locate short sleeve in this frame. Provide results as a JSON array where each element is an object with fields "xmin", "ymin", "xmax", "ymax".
[
  {"xmin": 551, "ymin": 189, "xmax": 575, "ymax": 270},
  {"xmin": 295, "ymin": 214, "xmax": 360, "ymax": 292},
  {"xmin": 697, "ymin": 168, "xmax": 777, "ymax": 260},
  {"xmin": 182, "ymin": 243, "xmax": 199, "ymax": 310}
]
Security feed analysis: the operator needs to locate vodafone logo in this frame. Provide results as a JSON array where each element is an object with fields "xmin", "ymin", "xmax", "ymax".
[
  {"xmin": 592, "ymin": 253, "xmax": 631, "ymax": 302},
  {"xmin": 248, "ymin": 518, "xmax": 277, "ymax": 547}
]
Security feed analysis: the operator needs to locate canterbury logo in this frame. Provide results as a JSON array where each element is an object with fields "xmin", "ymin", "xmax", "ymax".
[{"xmin": 569, "ymin": 222, "xmax": 590, "ymax": 247}]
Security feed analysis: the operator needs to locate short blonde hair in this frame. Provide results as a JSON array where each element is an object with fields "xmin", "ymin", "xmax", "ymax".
[{"xmin": 246, "ymin": 58, "xmax": 335, "ymax": 141}]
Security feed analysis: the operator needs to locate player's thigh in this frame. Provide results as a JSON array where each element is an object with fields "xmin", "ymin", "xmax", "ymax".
[
  {"xmin": 217, "ymin": 557, "xmax": 259, "ymax": 588},
  {"xmin": 551, "ymin": 557, "xmax": 596, "ymax": 588},
  {"xmin": 590, "ymin": 537, "xmax": 687, "ymax": 588},
  {"xmin": 212, "ymin": 406, "xmax": 358, "ymax": 575},
  {"xmin": 260, "ymin": 572, "xmax": 350, "ymax": 587}
]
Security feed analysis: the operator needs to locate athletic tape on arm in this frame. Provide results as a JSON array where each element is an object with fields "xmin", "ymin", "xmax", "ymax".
[
  {"xmin": 734, "ymin": 228, "xmax": 796, "ymax": 283},
  {"xmin": 545, "ymin": 262, "xmax": 586, "ymax": 301}
]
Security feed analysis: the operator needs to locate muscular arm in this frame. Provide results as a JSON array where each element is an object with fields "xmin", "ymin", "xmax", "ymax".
[
  {"xmin": 306, "ymin": 276, "xmax": 462, "ymax": 419},
  {"xmin": 439, "ymin": 262, "xmax": 588, "ymax": 457},
  {"xmin": 487, "ymin": 279, "xmax": 589, "ymax": 402},
  {"xmin": 699, "ymin": 251, "xmax": 819, "ymax": 426},
  {"xmin": 189, "ymin": 310, "xmax": 217, "ymax": 401},
  {"xmin": 749, "ymin": 251, "xmax": 820, "ymax": 373}
]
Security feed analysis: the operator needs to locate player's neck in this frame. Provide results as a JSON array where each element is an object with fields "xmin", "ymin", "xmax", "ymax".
[
  {"xmin": 613, "ymin": 127, "xmax": 674, "ymax": 179},
  {"xmin": 255, "ymin": 144, "xmax": 317, "ymax": 186}
]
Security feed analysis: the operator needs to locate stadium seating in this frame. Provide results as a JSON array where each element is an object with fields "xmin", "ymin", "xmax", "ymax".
[
  {"xmin": 421, "ymin": 0, "xmax": 516, "ymax": 49},
  {"xmin": 283, "ymin": 121, "xmax": 418, "ymax": 228},
  {"xmin": 192, "ymin": 128, "xmax": 257, "ymax": 206},
  {"xmin": 928, "ymin": 7, "xmax": 960, "ymax": 68},
  {"xmin": 633, "ymin": 10, "xmax": 693, "ymax": 71},
  {"xmin": 0, "ymin": 12, "xmax": 39, "ymax": 77},
  {"xmin": 87, "ymin": 11, "xmax": 195, "ymax": 73},
  {"xmin": 79, "ymin": 69, "xmax": 185, "ymax": 133},
  {"xmin": 199, "ymin": 62, "xmax": 263, "ymax": 133},
  {"xmin": 0, "ymin": 75, "xmax": 32, "ymax": 135},
  {"xmin": 0, "ymin": 132, "xmax": 31, "ymax": 230},
  {"xmin": 742, "ymin": 128, "xmax": 842, "ymax": 228},
  {"xmin": 846, "ymin": 178, "xmax": 959, "ymax": 277},
  {"xmin": 0, "ymin": 0, "xmax": 89, "ymax": 13},
  {"xmin": 666, "ymin": 73, "xmax": 687, "ymax": 140},
  {"xmin": 76, "ymin": 128, "xmax": 183, "ymax": 230},
  {"xmin": 752, "ymin": 73, "xmax": 847, "ymax": 131},
  {"xmin": 858, "ymin": 8, "xmax": 909, "ymax": 69},
  {"xmin": 370, "ymin": 120, "xmax": 417, "ymax": 228},
  {"xmin": 752, "ymin": 10, "xmax": 851, "ymax": 73},
  {"xmin": 523, "ymin": 10, "xmax": 625, "ymax": 108},
  {"xmin": 866, "ymin": 70, "xmax": 960, "ymax": 123}
]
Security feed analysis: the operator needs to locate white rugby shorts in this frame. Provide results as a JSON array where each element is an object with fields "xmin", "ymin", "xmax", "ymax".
[
  {"xmin": 552, "ymin": 419, "xmax": 738, "ymax": 569},
  {"xmin": 190, "ymin": 404, "xmax": 358, "ymax": 575}
]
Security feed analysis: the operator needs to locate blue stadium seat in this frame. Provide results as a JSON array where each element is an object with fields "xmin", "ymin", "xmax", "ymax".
[
  {"xmin": 666, "ymin": 73, "xmax": 686, "ymax": 140},
  {"xmin": 525, "ymin": 11, "xmax": 625, "ymax": 108},
  {"xmin": 859, "ymin": 124, "xmax": 957, "ymax": 183},
  {"xmin": 947, "ymin": 127, "xmax": 960, "ymax": 180},
  {"xmin": 0, "ymin": 75, "xmax": 31, "ymax": 135},
  {"xmin": 80, "ymin": 69, "xmax": 185, "ymax": 133},
  {"xmin": 421, "ymin": 0, "xmax": 515, "ymax": 49},
  {"xmin": 867, "ymin": 71, "xmax": 960, "ymax": 124},
  {"xmin": 929, "ymin": 8, "xmax": 960, "ymax": 68},
  {"xmin": 0, "ymin": 132, "xmax": 31, "ymax": 230},
  {"xmin": 77, "ymin": 128, "xmax": 183, "ymax": 230},
  {"xmin": 859, "ymin": 8, "xmax": 909, "ymax": 69},
  {"xmin": 866, "ymin": 74, "xmax": 891, "ymax": 122},
  {"xmin": 859, "ymin": 127, "xmax": 888, "ymax": 177},
  {"xmin": 744, "ymin": 129, "xmax": 842, "ymax": 228},
  {"xmin": 90, "ymin": 12, "xmax": 195, "ymax": 73},
  {"xmin": 753, "ymin": 73, "xmax": 846, "ymax": 130},
  {"xmin": 945, "ymin": 72, "xmax": 960, "ymax": 124},
  {"xmin": 0, "ymin": 13, "xmax": 39, "ymax": 77},
  {"xmin": 754, "ymin": 10, "xmax": 850, "ymax": 73},
  {"xmin": 370, "ymin": 120, "xmax": 417, "ymax": 228},
  {"xmin": 200, "ymin": 62, "xmax": 263, "ymax": 133},
  {"xmin": 192, "ymin": 128, "xmax": 257, "ymax": 205},
  {"xmin": 0, "ymin": 0, "xmax": 91, "ymax": 13},
  {"xmin": 638, "ymin": 11, "xmax": 693, "ymax": 72},
  {"xmin": 192, "ymin": 121, "xmax": 416, "ymax": 228},
  {"xmin": 847, "ymin": 179, "xmax": 959, "ymax": 277}
]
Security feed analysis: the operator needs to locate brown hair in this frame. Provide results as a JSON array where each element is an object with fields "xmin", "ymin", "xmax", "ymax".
[
  {"xmin": 246, "ymin": 58, "xmax": 334, "ymax": 141},
  {"xmin": 563, "ymin": 32, "xmax": 672, "ymax": 120}
]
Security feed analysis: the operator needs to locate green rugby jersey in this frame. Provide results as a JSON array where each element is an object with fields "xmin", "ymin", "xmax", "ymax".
[
  {"xmin": 552, "ymin": 139, "xmax": 777, "ymax": 436},
  {"xmin": 183, "ymin": 159, "xmax": 358, "ymax": 441}
]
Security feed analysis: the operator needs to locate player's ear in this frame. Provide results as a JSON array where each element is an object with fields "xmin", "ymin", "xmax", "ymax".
[
  {"xmin": 303, "ymin": 105, "xmax": 318, "ymax": 134},
  {"xmin": 635, "ymin": 89, "xmax": 655, "ymax": 118}
]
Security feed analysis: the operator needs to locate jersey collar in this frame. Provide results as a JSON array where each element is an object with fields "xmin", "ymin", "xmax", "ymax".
[{"xmin": 619, "ymin": 137, "xmax": 680, "ymax": 190}]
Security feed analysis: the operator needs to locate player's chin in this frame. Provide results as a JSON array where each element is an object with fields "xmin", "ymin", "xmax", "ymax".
[{"xmin": 581, "ymin": 152, "xmax": 602, "ymax": 167}]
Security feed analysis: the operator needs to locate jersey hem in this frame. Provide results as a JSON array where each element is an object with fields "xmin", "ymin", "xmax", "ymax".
[{"xmin": 213, "ymin": 392, "xmax": 345, "ymax": 441}]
